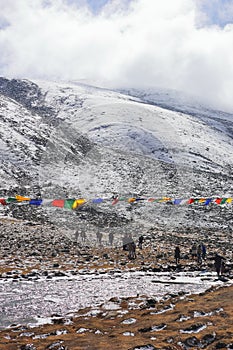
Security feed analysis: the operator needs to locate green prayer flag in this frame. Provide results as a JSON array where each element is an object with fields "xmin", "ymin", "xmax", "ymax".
[
  {"xmin": 64, "ymin": 199, "xmax": 75, "ymax": 209},
  {"xmin": 6, "ymin": 197, "xmax": 17, "ymax": 203},
  {"xmin": 221, "ymin": 198, "xmax": 227, "ymax": 204}
]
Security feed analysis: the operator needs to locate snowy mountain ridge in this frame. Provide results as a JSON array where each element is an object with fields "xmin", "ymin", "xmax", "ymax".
[{"xmin": 0, "ymin": 77, "xmax": 232, "ymax": 231}]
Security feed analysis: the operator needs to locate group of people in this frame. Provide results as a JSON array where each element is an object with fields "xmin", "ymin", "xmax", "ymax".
[
  {"xmin": 175, "ymin": 244, "xmax": 226, "ymax": 278},
  {"xmin": 75, "ymin": 229, "xmax": 226, "ymax": 278},
  {"xmin": 174, "ymin": 243, "xmax": 206, "ymax": 265},
  {"xmin": 122, "ymin": 234, "xmax": 144, "ymax": 259}
]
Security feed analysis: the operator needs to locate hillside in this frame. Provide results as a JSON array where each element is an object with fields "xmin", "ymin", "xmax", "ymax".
[{"xmin": 0, "ymin": 77, "xmax": 232, "ymax": 232}]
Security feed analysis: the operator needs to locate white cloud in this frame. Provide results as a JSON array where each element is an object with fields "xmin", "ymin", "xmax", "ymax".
[{"xmin": 0, "ymin": 0, "xmax": 233, "ymax": 112}]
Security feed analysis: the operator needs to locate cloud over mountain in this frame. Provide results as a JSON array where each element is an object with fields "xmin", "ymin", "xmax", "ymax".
[{"xmin": 0, "ymin": 0, "xmax": 233, "ymax": 112}]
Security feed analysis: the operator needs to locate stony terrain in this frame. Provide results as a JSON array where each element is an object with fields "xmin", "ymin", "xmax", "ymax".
[{"xmin": 0, "ymin": 218, "xmax": 233, "ymax": 349}]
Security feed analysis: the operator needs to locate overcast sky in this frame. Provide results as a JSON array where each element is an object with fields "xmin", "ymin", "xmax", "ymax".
[{"xmin": 0, "ymin": 0, "xmax": 233, "ymax": 112}]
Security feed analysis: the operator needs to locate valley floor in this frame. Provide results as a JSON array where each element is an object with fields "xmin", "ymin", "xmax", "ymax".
[{"xmin": 0, "ymin": 218, "xmax": 233, "ymax": 349}]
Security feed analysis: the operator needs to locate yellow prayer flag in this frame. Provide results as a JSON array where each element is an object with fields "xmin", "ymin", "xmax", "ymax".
[
  {"xmin": 16, "ymin": 195, "xmax": 31, "ymax": 202},
  {"xmin": 128, "ymin": 198, "xmax": 136, "ymax": 203},
  {"xmin": 198, "ymin": 198, "xmax": 206, "ymax": 203},
  {"xmin": 72, "ymin": 198, "xmax": 86, "ymax": 209},
  {"xmin": 226, "ymin": 198, "xmax": 233, "ymax": 204}
]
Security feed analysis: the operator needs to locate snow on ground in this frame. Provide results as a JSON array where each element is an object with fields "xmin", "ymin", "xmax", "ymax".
[{"xmin": 0, "ymin": 270, "xmax": 225, "ymax": 329}]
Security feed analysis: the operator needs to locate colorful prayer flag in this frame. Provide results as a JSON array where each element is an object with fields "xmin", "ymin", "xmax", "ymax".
[
  {"xmin": 187, "ymin": 198, "xmax": 194, "ymax": 204},
  {"xmin": 16, "ymin": 195, "xmax": 30, "ymax": 202},
  {"xmin": 0, "ymin": 198, "xmax": 7, "ymax": 206},
  {"xmin": 72, "ymin": 198, "xmax": 86, "ymax": 209},
  {"xmin": 128, "ymin": 198, "xmax": 136, "ymax": 203},
  {"xmin": 173, "ymin": 199, "xmax": 182, "ymax": 205},
  {"xmin": 64, "ymin": 199, "xmax": 76, "ymax": 209},
  {"xmin": 204, "ymin": 198, "xmax": 212, "ymax": 205},
  {"xmin": 112, "ymin": 197, "xmax": 119, "ymax": 205},
  {"xmin": 52, "ymin": 199, "xmax": 65, "ymax": 208},
  {"xmin": 92, "ymin": 198, "xmax": 104, "ymax": 204},
  {"xmin": 29, "ymin": 199, "xmax": 43, "ymax": 205},
  {"xmin": 215, "ymin": 198, "xmax": 222, "ymax": 204}
]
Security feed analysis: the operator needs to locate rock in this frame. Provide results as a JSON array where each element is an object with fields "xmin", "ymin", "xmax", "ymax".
[
  {"xmin": 151, "ymin": 323, "xmax": 166, "ymax": 331},
  {"xmin": 183, "ymin": 336, "xmax": 201, "ymax": 347},
  {"xmin": 130, "ymin": 344, "xmax": 158, "ymax": 350},
  {"xmin": 54, "ymin": 271, "xmax": 67, "ymax": 277},
  {"xmin": 181, "ymin": 323, "xmax": 205, "ymax": 333},
  {"xmin": 138, "ymin": 326, "xmax": 152, "ymax": 333},
  {"xmin": 20, "ymin": 345, "xmax": 37, "ymax": 350},
  {"xmin": 215, "ymin": 342, "xmax": 227, "ymax": 349},
  {"xmin": 45, "ymin": 341, "xmax": 67, "ymax": 349},
  {"xmin": 201, "ymin": 333, "xmax": 216, "ymax": 346},
  {"xmin": 145, "ymin": 299, "xmax": 157, "ymax": 308}
]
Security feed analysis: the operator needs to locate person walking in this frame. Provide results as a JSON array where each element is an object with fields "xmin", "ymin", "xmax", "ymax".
[
  {"xmin": 197, "ymin": 244, "xmax": 202, "ymax": 264},
  {"xmin": 214, "ymin": 253, "xmax": 225, "ymax": 278},
  {"xmin": 201, "ymin": 243, "xmax": 207, "ymax": 260},
  {"xmin": 190, "ymin": 243, "xmax": 197, "ymax": 260},
  {"xmin": 174, "ymin": 246, "xmax": 181, "ymax": 265},
  {"xmin": 138, "ymin": 235, "xmax": 144, "ymax": 249},
  {"xmin": 109, "ymin": 231, "xmax": 114, "ymax": 246}
]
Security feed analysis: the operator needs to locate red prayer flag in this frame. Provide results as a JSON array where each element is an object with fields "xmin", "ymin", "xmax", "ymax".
[
  {"xmin": 215, "ymin": 198, "xmax": 222, "ymax": 204},
  {"xmin": 52, "ymin": 199, "xmax": 65, "ymax": 208},
  {"xmin": 187, "ymin": 198, "xmax": 194, "ymax": 204},
  {"xmin": 0, "ymin": 198, "xmax": 7, "ymax": 205}
]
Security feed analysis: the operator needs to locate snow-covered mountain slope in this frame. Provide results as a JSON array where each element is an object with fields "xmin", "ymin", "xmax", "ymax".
[
  {"xmin": 0, "ymin": 77, "xmax": 232, "ymax": 231},
  {"xmin": 120, "ymin": 87, "xmax": 233, "ymax": 138}
]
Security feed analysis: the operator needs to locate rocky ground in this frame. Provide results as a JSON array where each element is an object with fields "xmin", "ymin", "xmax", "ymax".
[{"xmin": 0, "ymin": 218, "xmax": 233, "ymax": 349}]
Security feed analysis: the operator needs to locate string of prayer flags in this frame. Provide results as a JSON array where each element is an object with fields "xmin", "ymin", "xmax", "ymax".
[{"xmin": 0, "ymin": 194, "xmax": 232, "ymax": 210}]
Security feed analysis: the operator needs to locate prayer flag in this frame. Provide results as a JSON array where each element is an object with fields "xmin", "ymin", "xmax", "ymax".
[
  {"xmin": 204, "ymin": 198, "xmax": 212, "ymax": 205},
  {"xmin": 92, "ymin": 198, "xmax": 104, "ymax": 204},
  {"xmin": 187, "ymin": 198, "xmax": 194, "ymax": 204},
  {"xmin": 215, "ymin": 198, "xmax": 222, "ymax": 204},
  {"xmin": 198, "ymin": 198, "xmax": 206, "ymax": 203},
  {"xmin": 112, "ymin": 198, "xmax": 119, "ymax": 205},
  {"xmin": 226, "ymin": 198, "xmax": 233, "ymax": 204},
  {"xmin": 6, "ymin": 197, "xmax": 17, "ymax": 203},
  {"xmin": 136, "ymin": 198, "xmax": 145, "ymax": 202},
  {"xmin": 16, "ymin": 195, "xmax": 30, "ymax": 202},
  {"xmin": 72, "ymin": 198, "xmax": 86, "ymax": 209},
  {"xmin": 220, "ymin": 198, "xmax": 227, "ymax": 204},
  {"xmin": 64, "ymin": 199, "xmax": 76, "ymax": 209},
  {"xmin": 173, "ymin": 199, "xmax": 182, "ymax": 205},
  {"xmin": 128, "ymin": 198, "xmax": 136, "ymax": 203},
  {"xmin": 29, "ymin": 199, "xmax": 43, "ymax": 205},
  {"xmin": 52, "ymin": 199, "xmax": 65, "ymax": 208},
  {"xmin": 0, "ymin": 198, "xmax": 7, "ymax": 205}
]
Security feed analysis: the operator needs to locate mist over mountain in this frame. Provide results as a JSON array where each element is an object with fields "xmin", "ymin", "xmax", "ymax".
[{"xmin": 0, "ymin": 77, "xmax": 232, "ymax": 233}]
